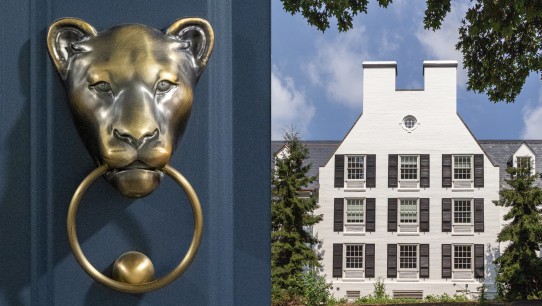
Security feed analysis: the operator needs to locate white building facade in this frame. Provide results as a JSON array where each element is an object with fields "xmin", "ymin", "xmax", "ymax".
[{"xmin": 314, "ymin": 61, "xmax": 502, "ymax": 299}]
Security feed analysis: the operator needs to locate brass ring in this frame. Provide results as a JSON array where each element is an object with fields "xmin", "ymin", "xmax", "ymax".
[{"xmin": 67, "ymin": 164, "xmax": 203, "ymax": 293}]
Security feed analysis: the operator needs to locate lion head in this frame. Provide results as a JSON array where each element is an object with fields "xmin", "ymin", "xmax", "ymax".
[{"xmin": 47, "ymin": 18, "xmax": 213, "ymax": 198}]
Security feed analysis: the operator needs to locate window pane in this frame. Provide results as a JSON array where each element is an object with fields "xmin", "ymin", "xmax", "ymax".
[
  {"xmin": 400, "ymin": 156, "xmax": 418, "ymax": 180},
  {"xmin": 399, "ymin": 199, "xmax": 417, "ymax": 223},
  {"xmin": 453, "ymin": 245, "xmax": 472, "ymax": 270},
  {"xmin": 346, "ymin": 245, "xmax": 364, "ymax": 269},
  {"xmin": 453, "ymin": 200, "xmax": 471, "ymax": 224},
  {"xmin": 454, "ymin": 156, "xmax": 472, "ymax": 180},
  {"xmin": 400, "ymin": 245, "xmax": 417, "ymax": 269},
  {"xmin": 517, "ymin": 156, "xmax": 532, "ymax": 176},
  {"xmin": 347, "ymin": 156, "xmax": 365, "ymax": 180},
  {"xmin": 346, "ymin": 199, "xmax": 364, "ymax": 223}
]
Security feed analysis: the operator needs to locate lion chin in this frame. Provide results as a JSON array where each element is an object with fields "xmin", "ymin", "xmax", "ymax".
[{"xmin": 106, "ymin": 168, "xmax": 164, "ymax": 198}]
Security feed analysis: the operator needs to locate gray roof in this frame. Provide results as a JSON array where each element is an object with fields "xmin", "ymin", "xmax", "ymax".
[
  {"xmin": 478, "ymin": 140, "xmax": 542, "ymax": 188},
  {"xmin": 271, "ymin": 141, "xmax": 340, "ymax": 190},
  {"xmin": 272, "ymin": 140, "xmax": 542, "ymax": 190}
]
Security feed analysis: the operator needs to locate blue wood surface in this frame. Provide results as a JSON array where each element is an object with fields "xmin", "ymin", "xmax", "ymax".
[{"xmin": 0, "ymin": 0, "xmax": 270, "ymax": 305}]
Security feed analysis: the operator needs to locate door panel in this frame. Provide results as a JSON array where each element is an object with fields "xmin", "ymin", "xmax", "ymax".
[{"xmin": 0, "ymin": 1, "xmax": 270, "ymax": 305}]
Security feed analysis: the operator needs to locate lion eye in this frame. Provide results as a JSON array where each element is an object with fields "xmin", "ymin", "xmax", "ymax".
[
  {"xmin": 156, "ymin": 80, "xmax": 175, "ymax": 93},
  {"xmin": 91, "ymin": 81, "xmax": 112, "ymax": 94}
]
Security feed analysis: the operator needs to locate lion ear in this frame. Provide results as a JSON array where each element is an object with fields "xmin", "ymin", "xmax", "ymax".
[
  {"xmin": 166, "ymin": 18, "xmax": 214, "ymax": 78},
  {"xmin": 47, "ymin": 18, "xmax": 97, "ymax": 79}
]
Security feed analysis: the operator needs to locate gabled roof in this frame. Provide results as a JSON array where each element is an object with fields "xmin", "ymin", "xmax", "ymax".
[
  {"xmin": 477, "ymin": 140, "xmax": 542, "ymax": 165},
  {"xmin": 271, "ymin": 141, "xmax": 340, "ymax": 190}
]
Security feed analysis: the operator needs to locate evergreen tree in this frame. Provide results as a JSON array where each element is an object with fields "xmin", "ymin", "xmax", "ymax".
[
  {"xmin": 494, "ymin": 164, "xmax": 542, "ymax": 300},
  {"xmin": 271, "ymin": 129, "xmax": 323, "ymax": 295}
]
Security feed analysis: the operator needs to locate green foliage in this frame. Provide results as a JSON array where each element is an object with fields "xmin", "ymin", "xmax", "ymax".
[
  {"xmin": 457, "ymin": 1, "xmax": 542, "ymax": 103},
  {"xmin": 280, "ymin": 0, "xmax": 392, "ymax": 32},
  {"xmin": 289, "ymin": 270, "xmax": 332, "ymax": 306},
  {"xmin": 271, "ymin": 129, "xmax": 323, "ymax": 302},
  {"xmin": 478, "ymin": 283, "xmax": 488, "ymax": 305},
  {"xmin": 424, "ymin": 293, "xmax": 469, "ymax": 303},
  {"xmin": 280, "ymin": 0, "xmax": 542, "ymax": 103},
  {"xmin": 372, "ymin": 277, "xmax": 388, "ymax": 299},
  {"xmin": 494, "ymin": 166, "xmax": 542, "ymax": 300},
  {"xmin": 354, "ymin": 292, "xmax": 470, "ymax": 304}
]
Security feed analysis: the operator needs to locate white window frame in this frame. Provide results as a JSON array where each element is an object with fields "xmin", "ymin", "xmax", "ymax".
[
  {"xmin": 398, "ymin": 199, "xmax": 419, "ymax": 234},
  {"xmin": 345, "ymin": 155, "xmax": 366, "ymax": 189},
  {"xmin": 453, "ymin": 155, "xmax": 473, "ymax": 189},
  {"xmin": 452, "ymin": 244, "xmax": 474, "ymax": 280},
  {"xmin": 516, "ymin": 156, "xmax": 534, "ymax": 176},
  {"xmin": 452, "ymin": 199, "xmax": 473, "ymax": 235},
  {"xmin": 343, "ymin": 244, "xmax": 365, "ymax": 279},
  {"xmin": 344, "ymin": 198, "xmax": 365, "ymax": 233},
  {"xmin": 399, "ymin": 155, "xmax": 419, "ymax": 189},
  {"xmin": 398, "ymin": 244, "xmax": 419, "ymax": 281}
]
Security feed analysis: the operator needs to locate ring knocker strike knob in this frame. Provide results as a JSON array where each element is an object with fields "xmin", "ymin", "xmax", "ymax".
[{"xmin": 67, "ymin": 165, "xmax": 203, "ymax": 293}]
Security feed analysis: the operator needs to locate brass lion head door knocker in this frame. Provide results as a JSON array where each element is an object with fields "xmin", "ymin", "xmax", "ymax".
[{"xmin": 47, "ymin": 17, "xmax": 213, "ymax": 293}]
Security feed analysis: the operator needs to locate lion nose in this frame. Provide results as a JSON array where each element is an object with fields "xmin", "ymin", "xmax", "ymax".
[{"xmin": 114, "ymin": 128, "xmax": 159, "ymax": 149}]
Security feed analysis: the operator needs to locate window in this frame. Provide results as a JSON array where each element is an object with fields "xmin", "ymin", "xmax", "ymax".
[
  {"xmin": 454, "ymin": 156, "xmax": 472, "ymax": 180},
  {"xmin": 399, "ymin": 200, "xmax": 417, "ymax": 223},
  {"xmin": 347, "ymin": 156, "xmax": 365, "ymax": 180},
  {"xmin": 399, "ymin": 155, "xmax": 419, "ymax": 188},
  {"xmin": 401, "ymin": 115, "xmax": 418, "ymax": 132},
  {"xmin": 343, "ymin": 244, "xmax": 365, "ymax": 279},
  {"xmin": 346, "ymin": 199, "xmax": 364, "ymax": 224},
  {"xmin": 400, "ymin": 156, "xmax": 418, "ymax": 180},
  {"xmin": 345, "ymin": 245, "xmax": 364, "ymax": 269},
  {"xmin": 516, "ymin": 156, "xmax": 532, "ymax": 176},
  {"xmin": 398, "ymin": 199, "xmax": 418, "ymax": 233},
  {"xmin": 453, "ymin": 200, "xmax": 472, "ymax": 224},
  {"xmin": 453, "ymin": 245, "xmax": 472, "ymax": 270},
  {"xmin": 345, "ymin": 155, "xmax": 366, "ymax": 189},
  {"xmin": 399, "ymin": 245, "xmax": 418, "ymax": 269}
]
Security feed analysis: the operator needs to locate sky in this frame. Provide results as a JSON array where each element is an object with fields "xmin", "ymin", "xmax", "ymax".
[{"xmin": 271, "ymin": 0, "xmax": 542, "ymax": 141}]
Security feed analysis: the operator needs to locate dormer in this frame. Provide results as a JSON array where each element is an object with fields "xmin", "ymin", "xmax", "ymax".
[{"xmin": 509, "ymin": 142, "xmax": 536, "ymax": 175}]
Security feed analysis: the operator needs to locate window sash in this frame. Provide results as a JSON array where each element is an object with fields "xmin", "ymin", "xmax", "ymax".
[
  {"xmin": 453, "ymin": 200, "xmax": 472, "ymax": 224},
  {"xmin": 399, "ymin": 245, "xmax": 418, "ymax": 269},
  {"xmin": 453, "ymin": 245, "xmax": 472, "ymax": 270},
  {"xmin": 346, "ymin": 199, "xmax": 364, "ymax": 224},
  {"xmin": 345, "ymin": 244, "xmax": 364, "ymax": 269},
  {"xmin": 347, "ymin": 156, "xmax": 365, "ymax": 180},
  {"xmin": 400, "ymin": 156, "xmax": 418, "ymax": 180},
  {"xmin": 453, "ymin": 156, "xmax": 472, "ymax": 180},
  {"xmin": 516, "ymin": 156, "xmax": 532, "ymax": 176},
  {"xmin": 399, "ymin": 199, "xmax": 418, "ymax": 224}
]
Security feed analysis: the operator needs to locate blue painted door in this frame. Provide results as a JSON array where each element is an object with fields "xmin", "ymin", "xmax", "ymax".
[{"xmin": 0, "ymin": 1, "xmax": 270, "ymax": 305}]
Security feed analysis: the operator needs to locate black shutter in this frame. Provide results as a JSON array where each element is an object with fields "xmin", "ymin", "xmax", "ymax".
[
  {"xmin": 442, "ymin": 198, "xmax": 452, "ymax": 232},
  {"xmin": 474, "ymin": 198, "xmax": 484, "ymax": 232},
  {"xmin": 474, "ymin": 154, "xmax": 484, "ymax": 187},
  {"xmin": 366, "ymin": 154, "xmax": 376, "ymax": 188},
  {"xmin": 334, "ymin": 198, "xmax": 344, "ymax": 232},
  {"xmin": 387, "ymin": 244, "xmax": 397, "ymax": 278},
  {"xmin": 333, "ymin": 244, "xmax": 343, "ymax": 278},
  {"xmin": 420, "ymin": 244, "xmax": 430, "ymax": 278},
  {"xmin": 388, "ymin": 198, "xmax": 397, "ymax": 232},
  {"xmin": 366, "ymin": 198, "xmax": 375, "ymax": 232},
  {"xmin": 442, "ymin": 244, "xmax": 452, "ymax": 278},
  {"xmin": 420, "ymin": 198, "xmax": 430, "ymax": 232},
  {"xmin": 335, "ymin": 155, "xmax": 344, "ymax": 188},
  {"xmin": 388, "ymin": 154, "xmax": 398, "ymax": 188},
  {"xmin": 420, "ymin": 154, "xmax": 430, "ymax": 188},
  {"xmin": 442, "ymin": 154, "xmax": 452, "ymax": 187},
  {"xmin": 365, "ymin": 244, "xmax": 375, "ymax": 278},
  {"xmin": 474, "ymin": 244, "xmax": 484, "ymax": 278}
]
